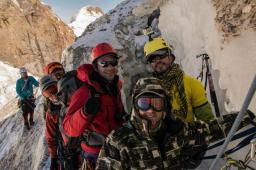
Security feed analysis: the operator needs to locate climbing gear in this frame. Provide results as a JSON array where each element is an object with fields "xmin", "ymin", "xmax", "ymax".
[
  {"xmin": 209, "ymin": 75, "xmax": 256, "ymax": 170},
  {"xmin": 91, "ymin": 43, "xmax": 117, "ymax": 63},
  {"xmin": 220, "ymin": 155, "xmax": 256, "ymax": 170},
  {"xmin": 135, "ymin": 96, "xmax": 165, "ymax": 112},
  {"xmin": 142, "ymin": 8, "xmax": 161, "ymax": 40},
  {"xmin": 97, "ymin": 59, "xmax": 118, "ymax": 68},
  {"xmin": 251, "ymin": 138, "xmax": 256, "ymax": 161},
  {"xmin": 56, "ymin": 70, "xmax": 82, "ymax": 106},
  {"xmin": 44, "ymin": 62, "xmax": 64, "ymax": 74},
  {"xmin": 19, "ymin": 67, "xmax": 27, "ymax": 74},
  {"xmin": 81, "ymin": 131, "xmax": 106, "ymax": 147},
  {"xmin": 196, "ymin": 53, "xmax": 220, "ymax": 117},
  {"xmin": 144, "ymin": 37, "xmax": 174, "ymax": 62},
  {"xmin": 40, "ymin": 75, "xmax": 57, "ymax": 92}
]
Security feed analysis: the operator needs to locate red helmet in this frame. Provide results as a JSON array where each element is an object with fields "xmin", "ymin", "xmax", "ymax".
[
  {"xmin": 44, "ymin": 62, "xmax": 64, "ymax": 74},
  {"xmin": 91, "ymin": 43, "xmax": 117, "ymax": 63}
]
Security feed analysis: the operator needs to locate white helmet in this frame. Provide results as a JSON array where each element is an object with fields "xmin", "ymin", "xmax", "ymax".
[{"xmin": 19, "ymin": 67, "xmax": 27, "ymax": 74}]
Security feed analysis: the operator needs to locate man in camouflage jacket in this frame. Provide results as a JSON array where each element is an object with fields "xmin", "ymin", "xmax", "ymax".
[{"xmin": 96, "ymin": 77, "xmax": 250, "ymax": 170}]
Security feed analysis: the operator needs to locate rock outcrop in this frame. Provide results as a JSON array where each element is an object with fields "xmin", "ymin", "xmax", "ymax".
[
  {"xmin": 213, "ymin": 0, "xmax": 256, "ymax": 40},
  {"xmin": 0, "ymin": 0, "xmax": 75, "ymax": 75}
]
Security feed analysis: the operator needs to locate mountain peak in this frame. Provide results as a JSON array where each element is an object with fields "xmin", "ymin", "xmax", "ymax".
[
  {"xmin": 81, "ymin": 6, "xmax": 104, "ymax": 15},
  {"xmin": 69, "ymin": 5, "xmax": 104, "ymax": 37}
]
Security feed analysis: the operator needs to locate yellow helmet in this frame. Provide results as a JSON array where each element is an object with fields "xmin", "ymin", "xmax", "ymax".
[{"xmin": 144, "ymin": 37, "xmax": 174, "ymax": 62}]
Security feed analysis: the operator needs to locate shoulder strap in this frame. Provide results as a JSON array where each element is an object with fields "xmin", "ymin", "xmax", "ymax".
[{"xmin": 22, "ymin": 78, "xmax": 30, "ymax": 91}]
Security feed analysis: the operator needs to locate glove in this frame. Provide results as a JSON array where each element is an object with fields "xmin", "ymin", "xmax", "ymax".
[
  {"xmin": 83, "ymin": 96, "xmax": 100, "ymax": 116},
  {"xmin": 208, "ymin": 119, "xmax": 225, "ymax": 141},
  {"xmin": 50, "ymin": 157, "xmax": 58, "ymax": 170},
  {"xmin": 219, "ymin": 113, "xmax": 238, "ymax": 134}
]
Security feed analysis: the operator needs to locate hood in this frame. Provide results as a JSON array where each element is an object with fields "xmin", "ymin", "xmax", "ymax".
[{"xmin": 76, "ymin": 64, "xmax": 102, "ymax": 92}]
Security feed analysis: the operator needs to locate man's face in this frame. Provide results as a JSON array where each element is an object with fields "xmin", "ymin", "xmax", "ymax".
[
  {"xmin": 96, "ymin": 55, "xmax": 118, "ymax": 81},
  {"xmin": 135, "ymin": 95, "xmax": 165, "ymax": 129},
  {"xmin": 139, "ymin": 108, "xmax": 164, "ymax": 129},
  {"xmin": 20, "ymin": 72, "xmax": 28, "ymax": 79},
  {"xmin": 52, "ymin": 69, "xmax": 65, "ymax": 80},
  {"xmin": 42, "ymin": 85, "xmax": 58, "ymax": 103},
  {"xmin": 149, "ymin": 55, "xmax": 174, "ymax": 74}
]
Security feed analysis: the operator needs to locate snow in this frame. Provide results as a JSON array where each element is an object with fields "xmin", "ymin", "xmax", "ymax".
[
  {"xmin": 11, "ymin": 0, "xmax": 20, "ymax": 7},
  {"xmin": 0, "ymin": 0, "xmax": 255, "ymax": 169},
  {"xmin": 68, "ymin": 6, "xmax": 103, "ymax": 37},
  {"xmin": 0, "ymin": 61, "xmax": 20, "ymax": 110},
  {"xmin": 158, "ymin": 0, "xmax": 256, "ymax": 113},
  {"xmin": 72, "ymin": 0, "xmax": 141, "ymax": 50}
]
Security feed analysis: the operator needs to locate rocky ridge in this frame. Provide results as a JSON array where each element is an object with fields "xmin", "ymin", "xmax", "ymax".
[{"xmin": 0, "ymin": 0, "xmax": 75, "ymax": 75}]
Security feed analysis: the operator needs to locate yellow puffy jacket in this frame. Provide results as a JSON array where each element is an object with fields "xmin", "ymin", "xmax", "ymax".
[{"xmin": 169, "ymin": 74, "xmax": 214, "ymax": 122}]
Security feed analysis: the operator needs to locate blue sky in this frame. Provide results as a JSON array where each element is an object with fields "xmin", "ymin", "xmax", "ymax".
[{"xmin": 43, "ymin": 0, "xmax": 123, "ymax": 23}]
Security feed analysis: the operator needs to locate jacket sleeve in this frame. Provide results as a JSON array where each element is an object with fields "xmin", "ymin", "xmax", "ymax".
[
  {"xmin": 45, "ymin": 111, "xmax": 58, "ymax": 158},
  {"xmin": 30, "ymin": 76, "xmax": 39, "ymax": 87},
  {"xmin": 96, "ymin": 137, "xmax": 126, "ymax": 170},
  {"xmin": 62, "ymin": 86, "xmax": 91, "ymax": 137},
  {"xmin": 194, "ymin": 102, "xmax": 214, "ymax": 123},
  {"xmin": 189, "ymin": 77, "xmax": 214, "ymax": 122}
]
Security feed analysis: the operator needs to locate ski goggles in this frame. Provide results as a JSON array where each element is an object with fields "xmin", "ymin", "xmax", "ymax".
[
  {"xmin": 42, "ymin": 85, "xmax": 58, "ymax": 98},
  {"xmin": 97, "ymin": 59, "xmax": 118, "ymax": 68},
  {"xmin": 135, "ymin": 96, "xmax": 165, "ymax": 112}
]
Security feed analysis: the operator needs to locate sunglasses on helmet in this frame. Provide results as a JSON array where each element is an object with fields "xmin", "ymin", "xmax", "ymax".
[
  {"xmin": 135, "ymin": 96, "xmax": 166, "ymax": 112},
  {"xmin": 97, "ymin": 59, "xmax": 118, "ymax": 68}
]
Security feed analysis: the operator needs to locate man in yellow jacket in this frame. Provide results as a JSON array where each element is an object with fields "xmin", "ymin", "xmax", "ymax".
[{"xmin": 144, "ymin": 37, "xmax": 214, "ymax": 122}]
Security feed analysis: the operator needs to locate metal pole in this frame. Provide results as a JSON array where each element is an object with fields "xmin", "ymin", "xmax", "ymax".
[{"xmin": 209, "ymin": 75, "xmax": 256, "ymax": 170}]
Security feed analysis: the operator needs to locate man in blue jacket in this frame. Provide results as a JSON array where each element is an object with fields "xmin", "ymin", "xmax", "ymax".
[{"xmin": 16, "ymin": 67, "xmax": 39, "ymax": 130}]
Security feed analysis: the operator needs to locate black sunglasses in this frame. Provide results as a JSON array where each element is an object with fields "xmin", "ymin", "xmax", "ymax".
[
  {"xmin": 149, "ymin": 55, "xmax": 168, "ymax": 64},
  {"xmin": 97, "ymin": 59, "xmax": 118, "ymax": 68}
]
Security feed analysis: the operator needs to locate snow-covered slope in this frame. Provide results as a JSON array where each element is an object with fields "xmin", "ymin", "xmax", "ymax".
[
  {"xmin": 69, "ymin": 6, "xmax": 104, "ymax": 37},
  {"xmin": 0, "ymin": 62, "xmax": 20, "ymax": 114},
  {"xmin": 0, "ymin": 0, "xmax": 255, "ymax": 169},
  {"xmin": 0, "ymin": 97, "xmax": 49, "ymax": 170}
]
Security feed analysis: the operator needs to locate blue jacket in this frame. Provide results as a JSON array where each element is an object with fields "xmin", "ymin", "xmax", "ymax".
[{"xmin": 16, "ymin": 76, "xmax": 39, "ymax": 100}]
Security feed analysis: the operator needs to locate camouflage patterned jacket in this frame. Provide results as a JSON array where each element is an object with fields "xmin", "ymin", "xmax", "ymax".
[{"xmin": 96, "ymin": 109, "xmax": 249, "ymax": 170}]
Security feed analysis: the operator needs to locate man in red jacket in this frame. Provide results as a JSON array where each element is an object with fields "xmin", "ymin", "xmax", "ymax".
[
  {"xmin": 62, "ymin": 43, "xmax": 126, "ymax": 169},
  {"xmin": 40, "ymin": 75, "xmax": 81, "ymax": 170}
]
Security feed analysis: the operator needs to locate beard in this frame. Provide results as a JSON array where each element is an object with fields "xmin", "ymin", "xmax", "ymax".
[{"xmin": 154, "ymin": 61, "xmax": 169, "ymax": 74}]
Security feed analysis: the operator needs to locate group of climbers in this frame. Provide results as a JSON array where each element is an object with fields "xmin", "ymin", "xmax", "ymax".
[{"xmin": 15, "ymin": 35, "xmax": 252, "ymax": 170}]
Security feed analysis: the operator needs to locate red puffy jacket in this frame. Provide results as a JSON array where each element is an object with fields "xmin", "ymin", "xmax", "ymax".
[
  {"xmin": 62, "ymin": 64, "xmax": 125, "ymax": 155},
  {"xmin": 45, "ymin": 108, "xmax": 59, "ymax": 158}
]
